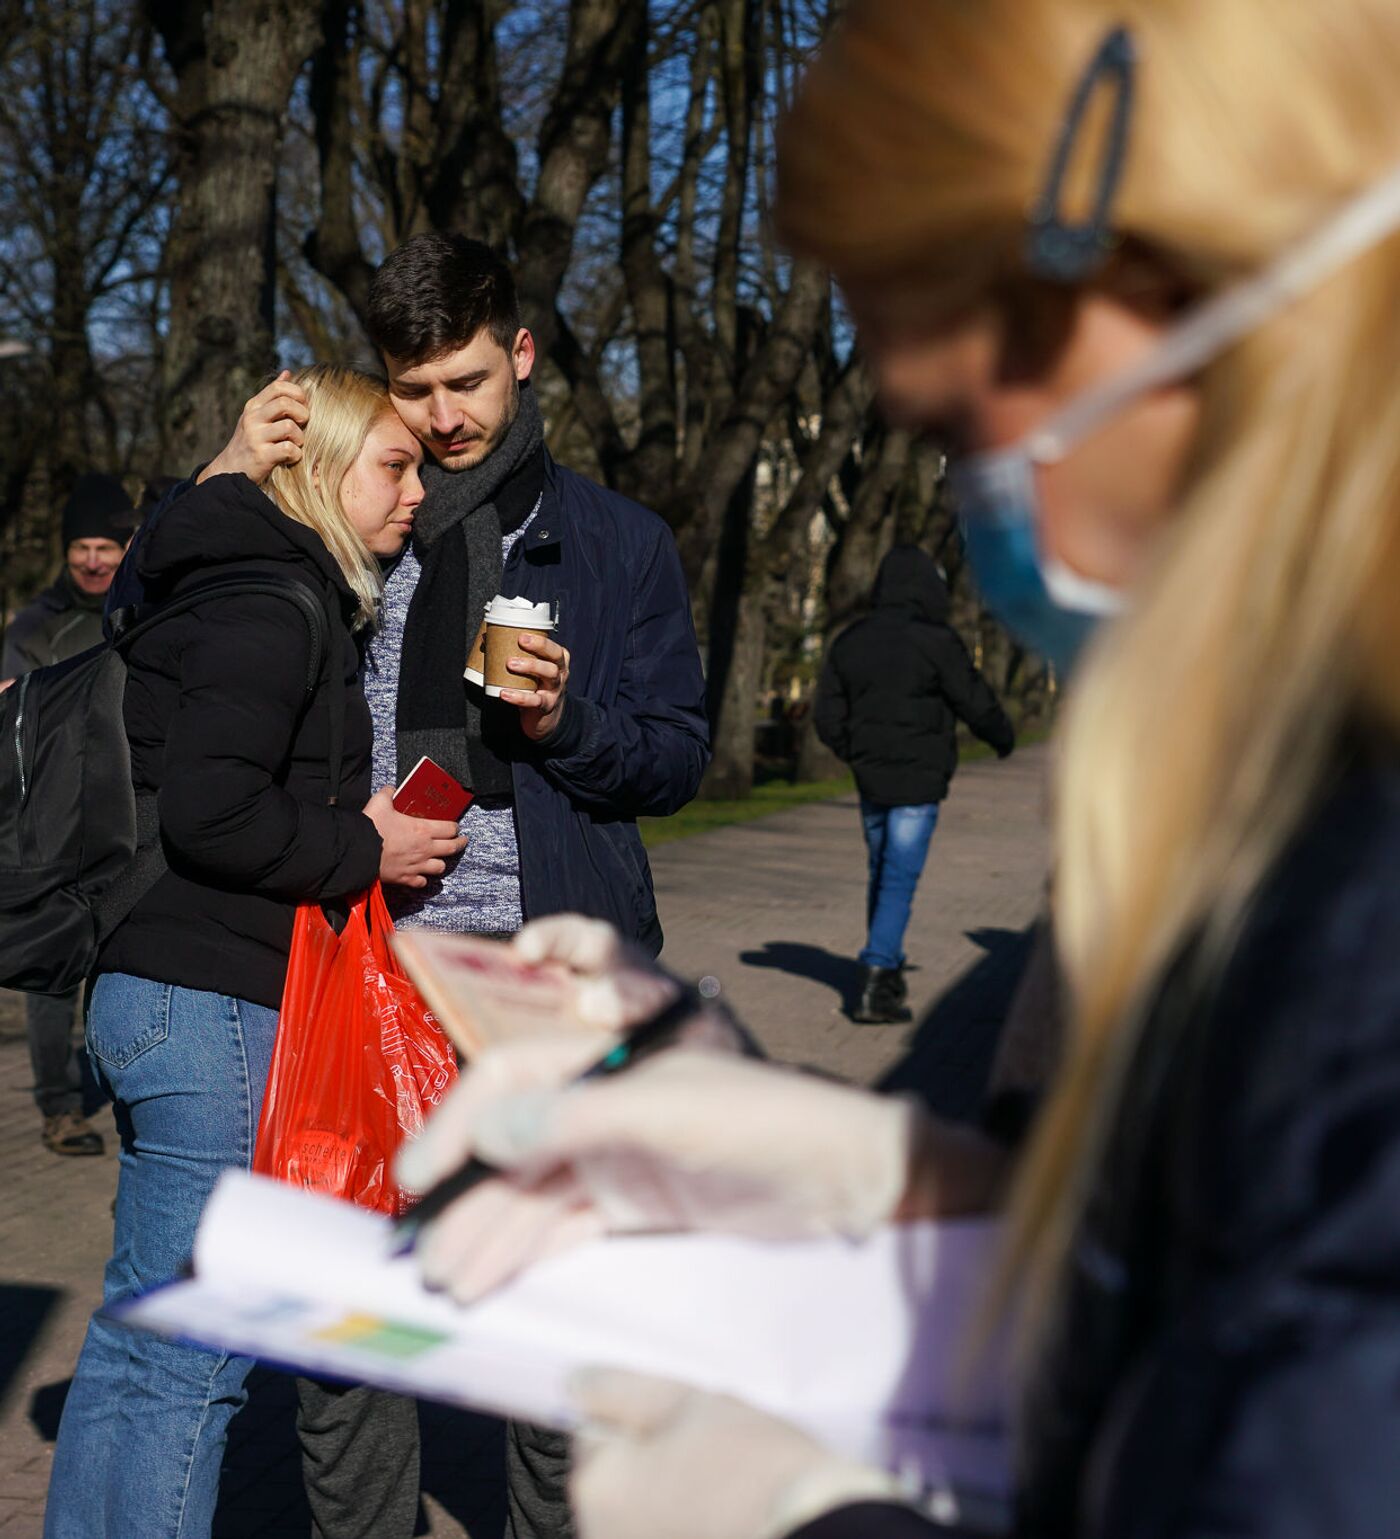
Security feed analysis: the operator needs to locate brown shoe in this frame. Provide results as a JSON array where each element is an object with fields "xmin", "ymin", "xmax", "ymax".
[{"xmin": 42, "ymin": 1112, "xmax": 105, "ymax": 1157}]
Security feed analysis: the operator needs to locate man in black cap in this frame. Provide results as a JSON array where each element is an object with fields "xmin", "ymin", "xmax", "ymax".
[
  {"xmin": 2, "ymin": 472, "xmax": 134, "ymax": 1155},
  {"xmin": 3, "ymin": 473, "xmax": 131, "ymax": 676}
]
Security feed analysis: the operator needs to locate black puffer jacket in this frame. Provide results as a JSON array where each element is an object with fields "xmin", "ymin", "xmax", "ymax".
[
  {"xmin": 813, "ymin": 546, "xmax": 1013, "ymax": 806},
  {"xmin": 95, "ymin": 475, "xmax": 381, "ymax": 1009}
]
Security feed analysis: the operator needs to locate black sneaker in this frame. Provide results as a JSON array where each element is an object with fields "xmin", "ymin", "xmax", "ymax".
[
  {"xmin": 851, "ymin": 966, "xmax": 913, "ymax": 1025},
  {"xmin": 42, "ymin": 1112, "xmax": 105, "ymax": 1157}
]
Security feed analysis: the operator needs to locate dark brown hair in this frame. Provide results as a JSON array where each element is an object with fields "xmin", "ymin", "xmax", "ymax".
[{"xmin": 366, "ymin": 233, "xmax": 522, "ymax": 365}]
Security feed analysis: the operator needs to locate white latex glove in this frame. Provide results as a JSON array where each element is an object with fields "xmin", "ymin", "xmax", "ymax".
[
  {"xmin": 512, "ymin": 914, "xmax": 680, "ymax": 1034},
  {"xmin": 395, "ymin": 912, "xmax": 746, "ymax": 1194},
  {"xmin": 396, "ymin": 1046, "xmax": 918, "ymax": 1302},
  {"xmin": 569, "ymin": 1369, "xmax": 906, "ymax": 1539}
]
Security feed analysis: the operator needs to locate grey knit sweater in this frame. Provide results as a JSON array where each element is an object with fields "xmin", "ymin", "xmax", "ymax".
[{"xmin": 362, "ymin": 508, "xmax": 538, "ymax": 934}]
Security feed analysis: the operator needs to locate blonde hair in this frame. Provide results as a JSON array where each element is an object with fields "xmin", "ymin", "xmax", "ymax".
[
  {"xmin": 778, "ymin": 0, "xmax": 1400, "ymax": 1339},
  {"xmin": 265, "ymin": 365, "xmax": 395, "ymax": 629}
]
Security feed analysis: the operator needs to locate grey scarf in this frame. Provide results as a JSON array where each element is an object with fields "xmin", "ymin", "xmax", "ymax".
[{"xmin": 396, "ymin": 383, "xmax": 545, "ymax": 795}]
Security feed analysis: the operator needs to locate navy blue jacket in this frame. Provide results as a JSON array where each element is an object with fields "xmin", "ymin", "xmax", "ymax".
[
  {"xmin": 797, "ymin": 747, "xmax": 1400, "ymax": 1539},
  {"xmin": 110, "ymin": 457, "xmax": 709, "ymax": 956}
]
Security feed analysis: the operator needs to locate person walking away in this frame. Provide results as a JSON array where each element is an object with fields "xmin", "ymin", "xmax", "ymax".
[
  {"xmin": 44, "ymin": 367, "xmax": 460, "ymax": 1539},
  {"xmin": 814, "ymin": 546, "xmax": 1013, "ymax": 1024},
  {"xmin": 2, "ymin": 472, "xmax": 134, "ymax": 1155}
]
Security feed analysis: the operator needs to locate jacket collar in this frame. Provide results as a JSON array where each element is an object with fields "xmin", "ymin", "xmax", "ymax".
[{"xmin": 519, "ymin": 454, "xmax": 565, "ymax": 556}]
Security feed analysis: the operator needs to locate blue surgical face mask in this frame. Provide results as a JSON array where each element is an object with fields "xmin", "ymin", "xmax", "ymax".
[
  {"xmin": 948, "ymin": 157, "xmax": 1400, "ymax": 677},
  {"xmin": 949, "ymin": 448, "xmax": 1123, "ymax": 676}
]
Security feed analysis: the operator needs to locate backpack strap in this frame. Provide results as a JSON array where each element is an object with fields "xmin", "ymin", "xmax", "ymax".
[
  {"xmin": 112, "ymin": 570, "xmax": 345, "ymax": 792},
  {"xmin": 94, "ymin": 571, "xmax": 348, "ymax": 943},
  {"xmin": 93, "ymin": 791, "xmax": 163, "ymax": 945}
]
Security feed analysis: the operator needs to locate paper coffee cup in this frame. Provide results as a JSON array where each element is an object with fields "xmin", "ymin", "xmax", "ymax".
[
  {"xmin": 464, "ymin": 616, "xmax": 488, "ymax": 686},
  {"xmin": 481, "ymin": 595, "xmax": 557, "ymax": 697}
]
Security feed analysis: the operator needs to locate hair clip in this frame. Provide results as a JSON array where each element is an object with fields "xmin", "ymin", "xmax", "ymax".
[{"xmin": 1025, "ymin": 25, "xmax": 1136, "ymax": 283}]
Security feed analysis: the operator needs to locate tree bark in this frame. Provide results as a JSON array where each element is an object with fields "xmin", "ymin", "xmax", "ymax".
[
  {"xmin": 617, "ymin": 4, "xmax": 679, "ymax": 509},
  {"xmin": 676, "ymin": 259, "xmax": 828, "ymax": 590},
  {"xmin": 515, "ymin": 0, "xmax": 641, "ymax": 360},
  {"xmin": 150, "ymin": 0, "xmax": 322, "ymax": 466},
  {"xmin": 700, "ymin": 461, "xmax": 764, "ymax": 799},
  {"xmin": 301, "ymin": 0, "xmax": 374, "ymax": 326},
  {"xmin": 703, "ymin": 580, "xmax": 766, "ymax": 798}
]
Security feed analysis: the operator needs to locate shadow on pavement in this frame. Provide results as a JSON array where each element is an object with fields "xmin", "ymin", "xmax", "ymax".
[
  {"xmin": 0, "ymin": 1283, "xmax": 61, "ymax": 1408},
  {"xmin": 880, "ymin": 925, "xmax": 1036, "ymax": 1123},
  {"xmin": 737, "ymin": 941, "xmax": 866, "ymax": 1012},
  {"xmin": 29, "ymin": 1376, "xmax": 68, "ymax": 1441},
  {"xmin": 30, "ymin": 1365, "xmax": 506, "ymax": 1535}
]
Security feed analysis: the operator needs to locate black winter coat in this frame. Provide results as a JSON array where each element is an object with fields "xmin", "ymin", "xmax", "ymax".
[
  {"xmin": 813, "ymin": 547, "xmax": 1013, "ymax": 807},
  {"xmin": 796, "ymin": 745, "xmax": 1400, "ymax": 1539},
  {"xmin": 1, "ymin": 571, "xmax": 106, "ymax": 676},
  {"xmin": 95, "ymin": 475, "xmax": 381, "ymax": 1009}
]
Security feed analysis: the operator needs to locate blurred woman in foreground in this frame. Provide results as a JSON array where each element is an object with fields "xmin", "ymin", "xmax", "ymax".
[{"xmin": 400, "ymin": 2, "xmax": 1400, "ymax": 1535}]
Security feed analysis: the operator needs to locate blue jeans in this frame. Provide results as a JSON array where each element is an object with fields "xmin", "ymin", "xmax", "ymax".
[
  {"xmin": 859, "ymin": 800, "xmax": 940, "ymax": 970},
  {"xmin": 45, "ymin": 975, "xmax": 279, "ymax": 1539}
]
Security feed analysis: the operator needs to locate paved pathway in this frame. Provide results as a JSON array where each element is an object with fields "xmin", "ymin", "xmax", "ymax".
[{"xmin": 0, "ymin": 745, "xmax": 1048, "ymax": 1536}]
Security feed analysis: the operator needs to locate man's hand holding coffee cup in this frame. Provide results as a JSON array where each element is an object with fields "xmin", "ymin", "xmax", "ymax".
[
  {"xmin": 474, "ymin": 595, "xmax": 569, "ymax": 742},
  {"xmin": 198, "ymin": 370, "xmax": 310, "ymax": 486},
  {"xmin": 500, "ymin": 631, "xmax": 571, "ymax": 742}
]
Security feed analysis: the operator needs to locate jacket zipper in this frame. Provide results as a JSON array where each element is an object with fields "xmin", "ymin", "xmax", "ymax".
[{"xmin": 14, "ymin": 672, "xmax": 30, "ymax": 802}]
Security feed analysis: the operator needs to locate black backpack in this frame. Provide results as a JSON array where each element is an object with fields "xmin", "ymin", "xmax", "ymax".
[{"xmin": 0, "ymin": 571, "xmax": 342, "ymax": 995}]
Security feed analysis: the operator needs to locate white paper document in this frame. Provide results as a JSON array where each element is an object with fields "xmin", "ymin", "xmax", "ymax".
[{"xmin": 114, "ymin": 1172, "xmax": 1010, "ymax": 1501}]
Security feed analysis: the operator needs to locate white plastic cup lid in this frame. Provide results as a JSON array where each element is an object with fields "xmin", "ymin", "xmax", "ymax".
[{"xmin": 484, "ymin": 595, "xmax": 555, "ymax": 630}]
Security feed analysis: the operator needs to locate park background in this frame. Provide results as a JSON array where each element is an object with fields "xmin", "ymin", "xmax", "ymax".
[
  {"xmin": 0, "ymin": 11, "xmax": 1060, "ymax": 1530},
  {"xmin": 0, "ymin": 0, "xmax": 1055, "ymax": 805}
]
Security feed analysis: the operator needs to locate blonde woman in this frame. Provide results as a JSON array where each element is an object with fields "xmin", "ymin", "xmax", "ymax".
[
  {"xmin": 395, "ymin": 3, "xmax": 1400, "ymax": 1537},
  {"xmin": 45, "ymin": 367, "xmax": 463, "ymax": 1539}
]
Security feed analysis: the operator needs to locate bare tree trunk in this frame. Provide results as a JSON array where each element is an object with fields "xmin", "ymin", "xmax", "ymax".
[
  {"xmin": 699, "ymin": 456, "xmax": 759, "ymax": 797},
  {"xmin": 302, "ymin": 0, "xmax": 374, "ymax": 324},
  {"xmin": 150, "ymin": 0, "xmax": 322, "ymax": 466},
  {"xmin": 515, "ymin": 0, "xmax": 641, "ymax": 361},
  {"xmin": 676, "ymin": 260, "xmax": 828, "ymax": 591},
  {"xmin": 617, "ymin": 4, "xmax": 678, "ymax": 509},
  {"xmin": 704, "ymin": 581, "xmax": 766, "ymax": 798}
]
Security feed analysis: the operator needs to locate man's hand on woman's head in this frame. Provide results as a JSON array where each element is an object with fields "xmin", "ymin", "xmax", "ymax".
[
  {"xmin": 363, "ymin": 786, "xmax": 468, "ymax": 889},
  {"xmin": 198, "ymin": 371, "xmax": 310, "ymax": 486}
]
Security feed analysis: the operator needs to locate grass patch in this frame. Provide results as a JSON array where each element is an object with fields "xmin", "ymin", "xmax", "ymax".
[
  {"xmin": 640, "ymin": 727, "xmax": 1051, "ymax": 848},
  {"xmin": 640, "ymin": 774, "xmax": 856, "ymax": 847}
]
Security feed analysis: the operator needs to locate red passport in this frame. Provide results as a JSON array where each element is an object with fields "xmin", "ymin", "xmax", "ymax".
[{"xmin": 392, "ymin": 756, "xmax": 473, "ymax": 821}]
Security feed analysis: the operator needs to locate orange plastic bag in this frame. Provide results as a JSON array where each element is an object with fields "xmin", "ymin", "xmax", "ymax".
[{"xmin": 254, "ymin": 883, "xmax": 457, "ymax": 1214}]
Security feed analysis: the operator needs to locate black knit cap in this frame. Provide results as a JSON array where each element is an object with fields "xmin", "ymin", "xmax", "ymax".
[{"xmin": 62, "ymin": 473, "xmax": 134, "ymax": 548}]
